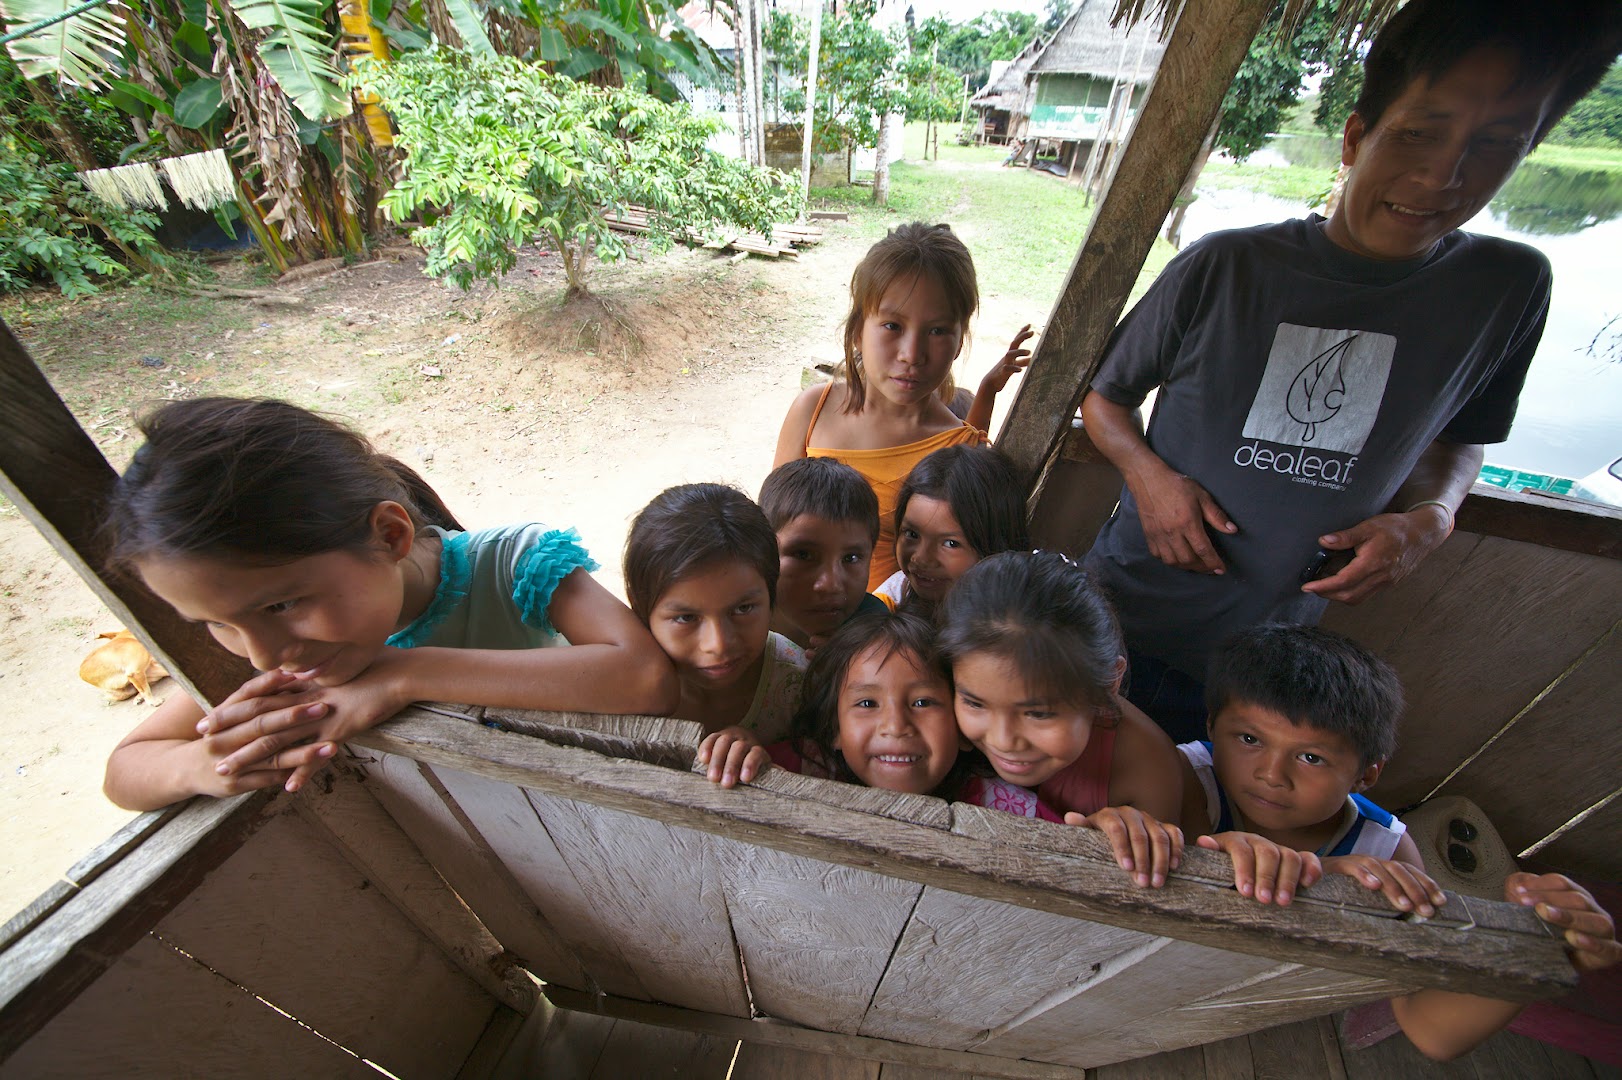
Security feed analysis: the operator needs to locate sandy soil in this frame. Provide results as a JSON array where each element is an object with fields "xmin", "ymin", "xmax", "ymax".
[{"xmin": 0, "ymin": 203, "xmax": 1051, "ymax": 920}]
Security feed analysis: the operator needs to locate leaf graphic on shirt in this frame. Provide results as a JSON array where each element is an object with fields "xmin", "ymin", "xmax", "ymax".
[{"xmin": 1286, "ymin": 335, "xmax": 1356, "ymax": 443}]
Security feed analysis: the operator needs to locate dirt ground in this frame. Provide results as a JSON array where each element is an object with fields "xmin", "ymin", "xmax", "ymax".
[{"xmin": 0, "ymin": 199, "xmax": 1053, "ymax": 920}]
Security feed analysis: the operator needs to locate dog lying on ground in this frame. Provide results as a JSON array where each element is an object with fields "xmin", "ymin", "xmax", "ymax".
[{"xmin": 80, "ymin": 630, "xmax": 169, "ymax": 706}]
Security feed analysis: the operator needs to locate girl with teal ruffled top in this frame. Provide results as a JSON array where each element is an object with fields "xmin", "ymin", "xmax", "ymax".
[{"xmin": 102, "ymin": 398, "xmax": 678, "ymax": 812}]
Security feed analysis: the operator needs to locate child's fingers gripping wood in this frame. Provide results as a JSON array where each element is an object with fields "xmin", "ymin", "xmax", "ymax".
[
  {"xmin": 1064, "ymin": 806, "xmax": 1184, "ymax": 888},
  {"xmin": 1507, "ymin": 872, "xmax": 1622, "ymax": 972},
  {"xmin": 196, "ymin": 669, "xmax": 321, "ymax": 734},
  {"xmin": 698, "ymin": 727, "xmax": 771, "ymax": 788},
  {"xmin": 1196, "ymin": 832, "xmax": 1322, "ymax": 906},
  {"xmin": 1323, "ymin": 854, "xmax": 1443, "ymax": 918}
]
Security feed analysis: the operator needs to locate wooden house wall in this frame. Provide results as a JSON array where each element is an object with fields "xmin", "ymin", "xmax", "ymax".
[{"xmin": 1030, "ymin": 428, "xmax": 1622, "ymax": 883}]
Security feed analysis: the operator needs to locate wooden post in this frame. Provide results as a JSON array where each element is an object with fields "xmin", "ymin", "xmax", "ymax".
[
  {"xmin": 0, "ymin": 318, "xmax": 253, "ymax": 706},
  {"xmin": 995, "ymin": 0, "xmax": 1275, "ymax": 486}
]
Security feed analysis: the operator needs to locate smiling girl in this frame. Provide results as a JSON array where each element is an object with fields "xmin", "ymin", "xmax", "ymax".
[
  {"xmin": 624, "ymin": 484, "xmax": 806, "ymax": 755},
  {"xmin": 773, "ymin": 223, "xmax": 1032, "ymax": 591},
  {"xmin": 876, "ymin": 444, "xmax": 1029, "ymax": 613},
  {"xmin": 939, "ymin": 552, "xmax": 1187, "ymax": 887},
  {"xmin": 102, "ymin": 398, "xmax": 677, "ymax": 811}
]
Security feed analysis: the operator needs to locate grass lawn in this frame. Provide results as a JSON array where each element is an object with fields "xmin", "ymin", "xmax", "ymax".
[
  {"xmin": 807, "ymin": 121, "xmax": 1179, "ymax": 310},
  {"xmin": 1525, "ymin": 143, "xmax": 1622, "ymax": 173}
]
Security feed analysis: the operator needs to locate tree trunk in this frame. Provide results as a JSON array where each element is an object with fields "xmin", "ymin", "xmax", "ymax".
[
  {"xmin": 23, "ymin": 77, "xmax": 99, "ymax": 172},
  {"xmin": 872, "ymin": 113, "xmax": 893, "ymax": 204},
  {"xmin": 799, "ymin": 0, "xmax": 822, "ymax": 202}
]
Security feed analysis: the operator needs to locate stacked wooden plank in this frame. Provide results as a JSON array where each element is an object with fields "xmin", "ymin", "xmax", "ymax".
[{"xmin": 600, "ymin": 206, "xmax": 823, "ymax": 259}]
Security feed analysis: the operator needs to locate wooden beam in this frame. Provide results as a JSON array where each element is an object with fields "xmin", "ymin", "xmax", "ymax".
[
  {"xmin": 996, "ymin": 0, "xmax": 1275, "ymax": 486},
  {"xmin": 0, "ymin": 793, "xmax": 277, "ymax": 1060},
  {"xmin": 355, "ymin": 712, "xmax": 1575, "ymax": 1001},
  {"xmin": 543, "ymin": 986, "xmax": 1087, "ymax": 1080},
  {"xmin": 0, "ymin": 317, "xmax": 252, "ymax": 706}
]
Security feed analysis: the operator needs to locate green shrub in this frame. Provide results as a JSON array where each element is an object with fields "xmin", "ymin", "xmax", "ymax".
[{"xmin": 0, "ymin": 142, "xmax": 173, "ymax": 297}]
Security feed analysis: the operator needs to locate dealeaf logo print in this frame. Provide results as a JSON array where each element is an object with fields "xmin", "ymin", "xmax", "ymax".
[
  {"xmin": 1239, "ymin": 323, "xmax": 1397, "ymax": 483},
  {"xmin": 1285, "ymin": 335, "xmax": 1355, "ymax": 443}
]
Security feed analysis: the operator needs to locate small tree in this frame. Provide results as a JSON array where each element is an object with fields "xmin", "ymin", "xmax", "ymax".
[{"xmin": 355, "ymin": 50, "xmax": 803, "ymax": 296}]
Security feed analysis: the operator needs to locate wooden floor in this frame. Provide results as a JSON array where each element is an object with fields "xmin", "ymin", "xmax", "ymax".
[{"xmin": 490, "ymin": 1000, "xmax": 1618, "ymax": 1080}]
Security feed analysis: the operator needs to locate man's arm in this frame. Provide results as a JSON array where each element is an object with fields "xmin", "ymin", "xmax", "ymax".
[
  {"xmin": 1081, "ymin": 391, "xmax": 1238, "ymax": 575},
  {"xmin": 1303, "ymin": 439, "xmax": 1482, "ymax": 605}
]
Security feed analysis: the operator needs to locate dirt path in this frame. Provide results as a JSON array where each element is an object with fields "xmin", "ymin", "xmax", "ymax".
[{"xmin": 0, "ymin": 190, "xmax": 1055, "ymax": 918}]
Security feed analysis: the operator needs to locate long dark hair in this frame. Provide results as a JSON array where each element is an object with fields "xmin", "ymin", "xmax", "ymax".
[
  {"xmin": 623, "ymin": 483, "xmax": 779, "ymax": 623},
  {"xmin": 789, "ymin": 609, "xmax": 969, "ymax": 796},
  {"xmin": 937, "ymin": 552, "xmax": 1122, "ymax": 717},
  {"xmin": 107, "ymin": 397, "xmax": 461, "ymax": 569},
  {"xmin": 895, "ymin": 444, "xmax": 1029, "ymax": 560}
]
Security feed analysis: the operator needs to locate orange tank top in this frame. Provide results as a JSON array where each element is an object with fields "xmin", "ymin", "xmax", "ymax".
[{"xmin": 803, "ymin": 382, "xmax": 988, "ymax": 591}]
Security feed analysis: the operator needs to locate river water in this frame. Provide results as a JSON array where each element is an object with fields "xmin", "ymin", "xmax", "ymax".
[{"xmin": 1178, "ymin": 138, "xmax": 1622, "ymax": 485}]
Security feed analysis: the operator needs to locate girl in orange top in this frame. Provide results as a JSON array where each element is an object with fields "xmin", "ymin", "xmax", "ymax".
[{"xmin": 773, "ymin": 222, "xmax": 1034, "ymax": 591}]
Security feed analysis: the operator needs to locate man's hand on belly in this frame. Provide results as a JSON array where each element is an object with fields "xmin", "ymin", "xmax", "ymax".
[{"xmin": 1301, "ymin": 506, "xmax": 1452, "ymax": 604}]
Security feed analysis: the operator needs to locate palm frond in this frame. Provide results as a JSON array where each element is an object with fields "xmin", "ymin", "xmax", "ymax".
[
  {"xmin": 438, "ymin": 0, "xmax": 494, "ymax": 56},
  {"xmin": 227, "ymin": 0, "xmax": 349, "ymax": 119},
  {"xmin": 1109, "ymin": 0, "xmax": 1401, "ymax": 45},
  {"xmin": 0, "ymin": 0, "xmax": 126, "ymax": 87}
]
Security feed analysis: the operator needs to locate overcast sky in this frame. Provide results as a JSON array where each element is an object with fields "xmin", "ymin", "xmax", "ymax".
[{"xmin": 897, "ymin": 0, "xmax": 1052, "ymax": 25}]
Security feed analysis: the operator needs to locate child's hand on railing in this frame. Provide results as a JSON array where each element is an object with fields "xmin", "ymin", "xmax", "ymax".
[
  {"xmin": 1507, "ymin": 872, "xmax": 1621, "ymax": 973},
  {"xmin": 1324, "ymin": 854, "xmax": 1446, "ymax": 918},
  {"xmin": 698, "ymin": 727, "xmax": 771, "ymax": 788},
  {"xmin": 1197, "ymin": 831, "xmax": 1323, "ymax": 906},
  {"xmin": 1065, "ymin": 806, "xmax": 1184, "ymax": 888}
]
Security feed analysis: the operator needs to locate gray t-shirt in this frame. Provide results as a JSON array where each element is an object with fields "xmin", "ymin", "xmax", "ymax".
[{"xmin": 1084, "ymin": 216, "xmax": 1550, "ymax": 678}]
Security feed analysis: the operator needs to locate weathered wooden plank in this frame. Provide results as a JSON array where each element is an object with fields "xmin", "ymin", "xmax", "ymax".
[
  {"xmin": 524, "ymin": 791, "xmax": 750, "ymax": 1017},
  {"xmin": 0, "ymin": 792, "xmax": 276, "ymax": 1060},
  {"xmin": 752, "ymin": 764, "xmax": 953, "ymax": 829},
  {"xmin": 711, "ymin": 836, "xmax": 922, "ymax": 1034},
  {"xmin": 1028, "ymin": 450, "xmax": 1124, "ymax": 557},
  {"xmin": 426, "ymin": 762, "xmax": 650, "ymax": 1001},
  {"xmin": 291, "ymin": 761, "xmax": 537, "ymax": 1013},
  {"xmin": 487, "ymin": 708, "xmax": 703, "ymax": 770},
  {"xmin": 1201, "ymin": 1033, "xmax": 1255, "ymax": 1080},
  {"xmin": 455, "ymin": 1005, "xmax": 530, "ymax": 1080},
  {"xmin": 154, "ymin": 809, "xmax": 500, "ymax": 1079},
  {"xmin": 1531, "ymin": 788, "xmax": 1622, "ymax": 884},
  {"xmin": 543, "ymin": 985, "xmax": 1087, "ymax": 1080},
  {"xmin": 1323, "ymin": 539, "xmax": 1622, "ymax": 807},
  {"xmin": 517, "ymin": 1002, "xmax": 617, "ymax": 1078},
  {"xmin": 1453, "ymin": 485, "xmax": 1622, "ymax": 560},
  {"xmin": 353, "ymin": 750, "xmax": 592, "ymax": 990},
  {"xmin": 0, "ymin": 935, "xmax": 378, "ymax": 1079},
  {"xmin": 733, "ymin": 1043, "xmax": 881, "ymax": 1080},
  {"xmin": 588, "ymin": 1017, "xmax": 736, "ymax": 1078},
  {"xmin": 1314, "ymin": 1014, "xmax": 1351, "ymax": 1080},
  {"xmin": 879, "ymin": 1065, "xmax": 999, "ymax": 1080},
  {"xmin": 858, "ymin": 889, "xmax": 1150, "ymax": 1050},
  {"xmin": 0, "ymin": 317, "xmax": 253, "ymax": 706},
  {"xmin": 1093, "ymin": 1044, "xmax": 1205, "ymax": 1080},
  {"xmin": 970, "ymin": 939, "xmax": 1280, "ymax": 1065},
  {"xmin": 1249, "ymin": 1017, "xmax": 1341, "ymax": 1080},
  {"xmin": 997, "ymin": 0, "xmax": 1276, "ymax": 483},
  {"xmin": 355, "ymin": 714, "xmax": 1577, "ymax": 1001},
  {"xmin": 1434, "ymin": 624, "xmax": 1621, "ymax": 860}
]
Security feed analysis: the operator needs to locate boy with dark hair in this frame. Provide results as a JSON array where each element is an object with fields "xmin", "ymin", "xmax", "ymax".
[
  {"xmin": 1180, "ymin": 625, "xmax": 1420, "ymax": 883},
  {"xmin": 1180, "ymin": 624, "xmax": 1619, "ymax": 1062},
  {"xmin": 1080, "ymin": 0, "xmax": 1622, "ymax": 742},
  {"xmin": 759, "ymin": 458, "xmax": 887, "ymax": 651}
]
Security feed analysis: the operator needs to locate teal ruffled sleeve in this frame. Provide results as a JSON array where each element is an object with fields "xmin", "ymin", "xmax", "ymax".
[
  {"xmin": 512, "ymin": 528, "xmax": 599, "ymax": 634},
  {"xmin": 387, "ymin": 530, "xmax": 473, "ymax": 649}
]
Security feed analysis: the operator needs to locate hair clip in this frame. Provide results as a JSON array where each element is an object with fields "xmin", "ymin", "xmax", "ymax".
[{"xmin": 1032, "ymin": 548, "xmax": 1079, "ymax": 568}]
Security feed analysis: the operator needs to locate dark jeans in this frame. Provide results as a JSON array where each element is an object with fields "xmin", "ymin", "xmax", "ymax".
[{"xmin": 1124, "ymin": 649, "xmax": 1210, "ymax": 744}]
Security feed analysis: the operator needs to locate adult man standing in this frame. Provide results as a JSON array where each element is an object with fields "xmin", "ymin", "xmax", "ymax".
[{"xmin": 1080, "ymin": 0, "xmax": 1622, "ymax": 739}]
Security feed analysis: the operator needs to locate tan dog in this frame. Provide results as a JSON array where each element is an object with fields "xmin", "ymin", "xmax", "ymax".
[{"xmin": 80, "ymin": 630, "xmax": 169, "ymax": 706}]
